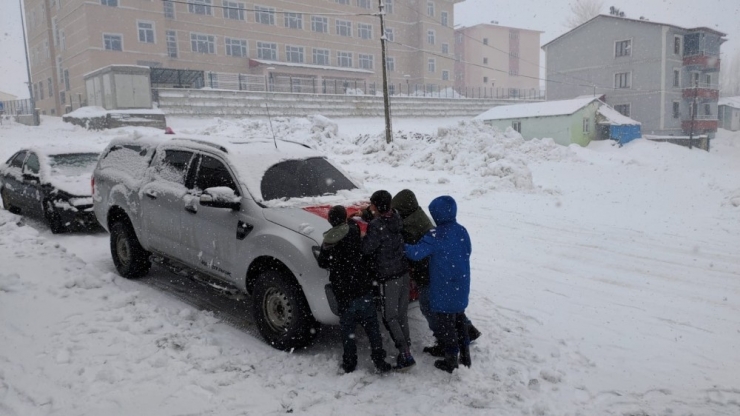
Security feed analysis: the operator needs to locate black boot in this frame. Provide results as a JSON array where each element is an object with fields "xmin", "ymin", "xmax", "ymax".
[
  {"xmin": 434, "ymin": 353, "xmax": 459, "ymax": 373},
  {"xmin": 423, "ymin": 343, "xmax": 446, "ymax": 357},
  {"xmin": 468, "ymin": 325, "xmax": 481, "ymax": 342},
  {"xmin": 459, "ymin": 344, "xmax": 471, "ymax": 368}
]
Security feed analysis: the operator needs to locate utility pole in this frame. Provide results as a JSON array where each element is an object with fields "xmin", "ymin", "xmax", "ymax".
[
  {"xmin": 378, "ymin": 0, "xmax": 392, "ymax": 143},
  {"xmin": 688, "ymin": 79, "xmax": 698, "ymax": 149},
  {"xmin": 19, "ymin": 0, "xmax": 38, "ymax": 126}
]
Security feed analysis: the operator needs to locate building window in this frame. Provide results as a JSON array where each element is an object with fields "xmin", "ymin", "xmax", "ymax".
[
  {"xmin": 441, "ymin": 11, "xmax": 448, "ymax": 27},
  {"xmin": 39, "ymin": 82, "xmax": 44, "ymax": 99},
  {"xmin": 483, "ymin": 76, "xmax": 488, "ymax": 83},
  {"xmin": 674, "ymin": 36, "xmax": 681, "ymax": 55},
  {"xmin": 63, "ymin": 69, "xmax": 70, "ymax": 90},
  {"xmin": 386, "ymin": 56, "xmax": 395, "ymax": 72},
  {"xmin": 614, "ymin": 104, "xmax": 631, "ymax": 117},
  {"xmin": 337, "ymin": 51, "xmax": 353, "ymax": 67},
  {"xmin": 442, "ymin": 43, "xmax": 449, "ymax": 54},
  {"xmin": 483, "ymin": 37, "xmax": 488, "ymax": 45},
  {"xmin": 427, "ymin": 30, "xmax": 435, "ymax": 45},
  {"xmin": 336, "ymin": 20, "xmax": 352, "ymax": 37},
  {"xmin": 357, "ymin": 0, "xmax": 372, "ymax": 9},
  {"xmin": 312, "ymin": 17, "xmax": 328, "ymax": 33},
  {"xmin": 313, "ymin": 48, "xmax": 330, "ymax": 65},
  {"xmin": 336, "ymin": 0, "xmax": 349, "ymax": 4},
  {"xmin": 704, "ymin": 103, "xmax": 711, "ymax": 116},
  {"xmin": 512, "ymin": 121, "xmax": 521, "ymax": 133},
  {"xmin": 166, "ymin": 31, "xmax": 178, "ymax": 58},
  {"xmin": 614, "ymin": 72, "xmax": 631, "ymax": 89},
  {"xmin": 48, "ymin": 78, "xmax": 53, "ymax": 98},
  {"xmin": 673, "ymin": 102, "xmax": 680, "ymax": 118},
  {"xmin": 188, "ymin": 0, "xmax": 212, "ymax": 15},
  {"xmin": 582, "ymin": 117, "xmax": 590, "ymax": 133},
  {"xmin": 705, "ymin": 74, "xmax": 711, "ymax": 85},
  {"xmin": 225, "ymin": 38, "xmax": 247, "ymax": 57},
  {"xmin": 358, "ymin": 23, "xmax": 372, "ymax": 40},
  {"xmin": 103, "ymin": 34, "xmax": 122, "ymax": 51},
  {"xmin": 60, "ymin": 91, "xmax": 66, "ymax": 104},
  {"xmin": 483, "ymin": 57, "xmax": 488, "ymax": 64},
  {"xmin": 615, "ymin": 39, "xmax": 631, "ymax": 57},
  {"xmin": 510, "ymin": 30, "xmax": 519, "ymax": 40},
  {"xmin": 284, "ymin": 12, "xmax": 303, "ymax": 29},
  {"xmin": 384, "ymin": 28, "xmax": 395, "ymax": 42},
  {"xmin": 442, "ymin": 70, "xmax": 449, "ymax": 81},
  {"xmin": 509, "ymin": 68, "xmax": 519, "ymax": 76},
  {"xmin": 388, "ymin": 84, "xmax": 395, "ymax": 95},
  {"xmin": 286, "ymin": 45, "xmax": 304, "ymax": 63},
  {"xmin": 223, "ymin": 1, "xmax": 245, "ymax": 20},
  {"xmin": 100, "ymin": 0, "xmax": 117, "ymax": 6},
  {"xmin": 138, "ymin": 21, "xmax": 155, "ymax": 44},
  {"xmin": 190, "ymin": 33, "xmax": 215, "ymax": 54},
  {"xmin": 257, "ymin": 42, "xmax": 277, "ymax": 60},
  {"xmin": 163, "ymin": 0, "xmax": 175, "ymax": 19},
  {"xmin": 428, "ymin": 58, "xmax": 435, "ymax": 72},
  {"xmin": 385, "ymin": 0, "xmax": 393, "ymax": 13},
  {"xmin": 359, "ymin": 54, "xmax": 373, "ymax": 69},
  {"xmin": 673, "ymin": 69, "xmax": 680, "ymax": 87},
  {"xmin": 255, "ymin": 6, "xmax": 275, "ymax": 25},
  {"xmin": 427, "ymin": 1, "xmax": 435, "ymax": 16}
]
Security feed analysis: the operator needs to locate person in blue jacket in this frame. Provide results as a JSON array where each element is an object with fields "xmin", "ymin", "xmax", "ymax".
[{"xmin": 405, "ymin": 195, "xmax": 472, "ymax": 373}]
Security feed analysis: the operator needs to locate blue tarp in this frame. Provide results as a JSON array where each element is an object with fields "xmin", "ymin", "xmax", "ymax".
[{"xmin": 610, "ymin": 124, "xmax": 641, "ymax": 146}]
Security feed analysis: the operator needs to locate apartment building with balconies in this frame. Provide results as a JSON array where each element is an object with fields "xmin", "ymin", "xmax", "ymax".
[
  {"xmin": 543, "ymin": 14, "xmax": 726, "ymax": 137},
  {"xmin": 24, "ymin": 0, "xmax": 462, "ymax": 115},
  {"xmin": 454, "ymin": 23, "xmax": 542, "ymax": 97}
]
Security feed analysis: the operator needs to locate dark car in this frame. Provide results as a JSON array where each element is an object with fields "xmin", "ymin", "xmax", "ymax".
[{"xmin": 0, "ymin": 149, "xmax": 100, "ymax": 233}]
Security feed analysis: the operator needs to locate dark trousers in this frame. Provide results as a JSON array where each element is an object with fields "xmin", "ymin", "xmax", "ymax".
[
  {"xmin": 434, "ymin": 312, "xmax": 470, "ymax": 356},
  {"xmin": 339, "ymin": 294, "xmax": 386, "ymax": 368}
]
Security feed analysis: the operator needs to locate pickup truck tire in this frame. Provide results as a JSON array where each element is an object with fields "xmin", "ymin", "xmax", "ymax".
[
  {"xmin": 252, "ymin": 270, "xmax": 319, "ymax": 350},
  {"xmin": 110, "ymin": 220, "xmax": 151, "ymax": 278},
  {"xmin": 44, "ymin": 200, "xmax": 65, "ymax": 234}
]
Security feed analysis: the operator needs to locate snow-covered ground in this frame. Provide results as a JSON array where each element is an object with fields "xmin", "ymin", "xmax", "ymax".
[{"xmin": 1, "ymin": 116, "xmax": 739, "ymax": 416}]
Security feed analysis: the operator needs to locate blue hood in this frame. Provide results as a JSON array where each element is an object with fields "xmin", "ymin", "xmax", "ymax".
[{"xmin": 429, "ymin": 195, "xmax": 457, "ymax": 225}]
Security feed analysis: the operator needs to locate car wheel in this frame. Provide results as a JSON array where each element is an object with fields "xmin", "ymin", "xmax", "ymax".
[
  {"xmin": 252, "ymin": 270, "xmax": 319, "ymax": 350},
  {"xmin": 44, "ymin": 200, "xmax": 65, "ymax": 234},
  {"xmin": 1, "ymin": 188, "xmax": 20, "ymax": 214},
  {"xmin": 110, "ymin": 220, "xmax": 151, "ymax": 278}
]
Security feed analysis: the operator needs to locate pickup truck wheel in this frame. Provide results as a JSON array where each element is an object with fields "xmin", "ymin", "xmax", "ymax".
[
  {"xmin": 252, "ymin": 270, "xmax": 318, "ymax": 350},
  {"xmin": 110, "ymin": 221, "xmax": 151, "ymax": 278},
  {"xmin": 44, "ymin": 200, "xmax": 65, "ymax": 234}
]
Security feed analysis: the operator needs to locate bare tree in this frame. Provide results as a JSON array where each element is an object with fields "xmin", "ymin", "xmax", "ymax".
[{"xmin": 565, "ymin": 0, "xmax": 605, "ymax": 29}]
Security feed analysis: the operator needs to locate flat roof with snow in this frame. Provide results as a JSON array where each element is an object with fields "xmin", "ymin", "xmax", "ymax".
[{"xmin": 475, "ymin": 97, "xmax": 599, "ymax": 121}]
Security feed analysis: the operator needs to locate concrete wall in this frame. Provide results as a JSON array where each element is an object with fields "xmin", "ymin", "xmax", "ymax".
[{"xmin": 155, "ymin": 88, "xmax": 542, "ymax": 118}]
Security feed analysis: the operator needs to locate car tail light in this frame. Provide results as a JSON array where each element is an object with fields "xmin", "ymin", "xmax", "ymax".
[{"xmin": 91, "ymin": 176, "xmax": 95, "ymax": 196}]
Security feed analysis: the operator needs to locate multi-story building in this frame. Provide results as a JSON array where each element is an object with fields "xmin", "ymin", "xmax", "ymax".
[
  {"xmin": 25, "ymin": 0, "xmax": 462, "ymax": 115},
  {"xmin": 454, "ymin": 23, "xmax": 542, "ymax": 97},
  {"xmin": 543, "ymin": 14, "xmax": 726, "ymax": 137}
]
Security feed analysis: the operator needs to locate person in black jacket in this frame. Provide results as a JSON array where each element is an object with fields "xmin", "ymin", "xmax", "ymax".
[
  {"xmin": 361, "ymin": 190, "xmax": 416, "ymax": 371},
  {"xmin": 317, "ymin": 205, "xmax": 392, "ymax": 374}
]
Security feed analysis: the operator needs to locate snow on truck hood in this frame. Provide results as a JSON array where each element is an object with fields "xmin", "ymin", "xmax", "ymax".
[{"xmin": 263, "ymin": 202, "xmax": 370, "ymax": 244}]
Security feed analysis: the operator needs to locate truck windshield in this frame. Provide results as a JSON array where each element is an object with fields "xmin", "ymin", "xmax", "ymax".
[{"xmin": 261, "ymin": 157, "xmax": 356, "ymax": 201}]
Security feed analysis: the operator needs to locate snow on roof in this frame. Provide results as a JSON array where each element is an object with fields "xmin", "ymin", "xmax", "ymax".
[
  {"xmin": 251, "ymin": 59, "xmax": 374, "ymax": 74},
  {"xmin": 597, "ymin": 105, "xmax": 641, "ymax": 126},
  {"xmin": 475, "ymin": 97, "xmax": 599, "ymax": 121},
  {"xmin": 718, "ymin": 97, "xmax": 740, "ymax": 109}
]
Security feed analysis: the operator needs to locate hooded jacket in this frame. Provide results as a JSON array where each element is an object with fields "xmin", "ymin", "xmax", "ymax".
[
  {"xmin": 361, "ymin": 210, "xmax": 408, "ymax": 283},
  {"xmin": 317, "ymin": 221, "xmax": 374, "ymax": 310},
  {"xmin": 391, "ymin": 189, "xmax": 434, "ymax": 286},
  {"xmin": 405, "ymin": 196, "xmax": 471, "ymax": 314}
]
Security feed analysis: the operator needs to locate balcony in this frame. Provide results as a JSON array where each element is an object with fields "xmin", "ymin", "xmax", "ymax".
[
  {"xmin": 683, "ymin": 53, "xmax": 721, "ymax": 72},
  {"xmin": 682, "ymin": 83, "xmax": 719, "ymax": 100},
  {"xmin": 682, "ymin": 116, "xmax": 718, "ymax": 133}
]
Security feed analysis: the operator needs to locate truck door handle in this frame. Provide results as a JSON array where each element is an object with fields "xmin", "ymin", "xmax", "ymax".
[{"xmin": 144, "ymin": 190, "xmax": 157, "ymax": 199}]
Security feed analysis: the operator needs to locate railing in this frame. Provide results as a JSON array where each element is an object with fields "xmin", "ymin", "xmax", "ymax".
[
  {"xmin": 0, "ymin": 98, "xmax": 34, "ymax": 115},
  {"xmin": 683, "ymin": 83, "xmax": 719, "ymax": 90},
  {"xmin": 201, "ymin": 71, "xmax": 545, "ymax": 100},
  {"xmin": 692, "ymin": 114, "xmax": 718, "ymax": 120}
]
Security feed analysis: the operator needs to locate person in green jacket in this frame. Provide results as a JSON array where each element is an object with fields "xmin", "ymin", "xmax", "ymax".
[{"xmin": 391, "ymin": 189, "xmax": 481, "ymax": 357}]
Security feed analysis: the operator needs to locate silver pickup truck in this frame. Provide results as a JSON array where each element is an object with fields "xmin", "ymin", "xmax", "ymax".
[{"xmin": 92, "ymin": 134, "xmax": 367, "ymax": 350}]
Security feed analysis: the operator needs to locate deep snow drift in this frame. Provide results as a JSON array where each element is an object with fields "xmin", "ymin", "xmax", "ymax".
[{"xmin": 1, "ymin": 116, "xmax": 739, "ymax": 416}]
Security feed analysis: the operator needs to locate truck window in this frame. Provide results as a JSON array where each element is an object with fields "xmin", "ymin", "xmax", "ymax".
[{"xmin": 195, "ymin": 155, "xmax": 239, "ymax": 194}]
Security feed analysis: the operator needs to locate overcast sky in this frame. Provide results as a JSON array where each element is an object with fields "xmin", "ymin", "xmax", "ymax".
[{"xmin": 0, "ymin": 0, "xmax": 737, "ymax": 99}]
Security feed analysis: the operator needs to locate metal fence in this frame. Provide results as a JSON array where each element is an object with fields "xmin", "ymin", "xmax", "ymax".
[
  {"xmin": 0, "ymin": 99, "xmax": 34, "ymax": 116},
  {"xmin": 201, "ymin": 71, "xmax": 545, "ymax": 100}
]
